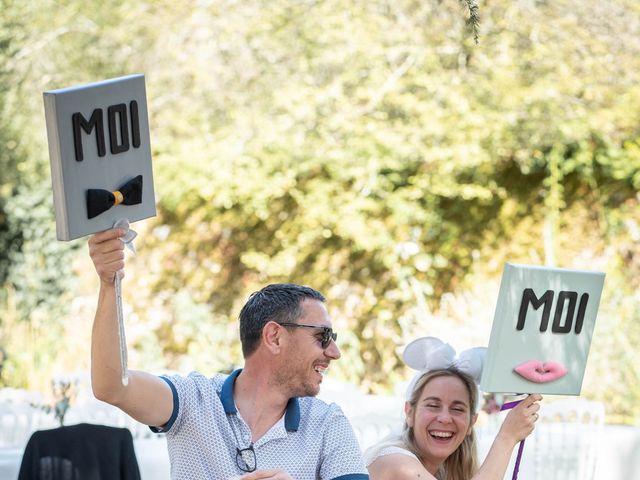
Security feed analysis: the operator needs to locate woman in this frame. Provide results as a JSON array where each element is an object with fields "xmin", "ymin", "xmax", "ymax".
[{"xmin": 365, "ymin": 337, "xmax": 542, "ymax": 480}]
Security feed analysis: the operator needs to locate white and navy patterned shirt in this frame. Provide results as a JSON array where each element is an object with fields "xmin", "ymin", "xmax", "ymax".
[{"xmin": 151, "ymin": 369, "xmax": 369, "ymax": 480}]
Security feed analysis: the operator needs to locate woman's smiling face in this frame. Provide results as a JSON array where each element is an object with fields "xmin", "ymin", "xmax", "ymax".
[{"xmin": 405, "ymin": 375, "xmax": 476, "ymax": 474}]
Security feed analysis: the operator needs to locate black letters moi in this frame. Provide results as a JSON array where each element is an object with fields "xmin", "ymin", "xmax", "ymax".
[
  {"xmin": 516, "ymin": 288, "xmax": 589, "ymax": 334},
  {"xmin": 72, "ymin": 101, "xmax": 141, "ymax": 161}
]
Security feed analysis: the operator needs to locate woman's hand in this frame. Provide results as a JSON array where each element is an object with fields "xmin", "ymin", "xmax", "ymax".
[{"xmin": 498, "ymin": 394, "xmax": 543, "ymax": 445}]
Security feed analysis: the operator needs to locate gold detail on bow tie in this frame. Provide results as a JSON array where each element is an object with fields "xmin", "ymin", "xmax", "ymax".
[{"xmin": 113, "ymin": 191, "xmax": 124, "ymax": 206}]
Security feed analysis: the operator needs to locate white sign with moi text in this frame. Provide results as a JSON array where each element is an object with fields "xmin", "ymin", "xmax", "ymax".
[
  {"xmin": 481, "ymin": 263, "xmax": 605, "ymax": 395},
  {"xmin": 43, "ymin": 74, "xmax": 156, "ymax": 240}
]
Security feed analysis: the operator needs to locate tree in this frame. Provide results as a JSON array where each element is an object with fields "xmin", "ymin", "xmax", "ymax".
[{"xmin": 1, "ymin": 0, "xmax": 639, "ymax": 421}]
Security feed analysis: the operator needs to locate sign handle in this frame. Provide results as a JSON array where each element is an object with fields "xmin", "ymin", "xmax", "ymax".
[
  {"xmin": 500, "ymin": 399, "xmax": 526, "ymax": 480},
  {"xmin": 115, "ymin": 271, "xmax": 129, "ymax": 386}
]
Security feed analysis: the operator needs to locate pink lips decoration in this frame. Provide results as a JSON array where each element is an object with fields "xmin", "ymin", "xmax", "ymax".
[{"xmin": 513, "ymin": 360, "xmax": 568, "ymax": 383}]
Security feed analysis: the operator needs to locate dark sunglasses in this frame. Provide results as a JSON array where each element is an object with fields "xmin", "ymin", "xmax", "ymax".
[
  {"xmin": 235, "ymin": 445, "xmax": 257, "ymax": 472},
  {"xmin": 279, "ymin": 322, "xmax": 337, "ymax": 349}
]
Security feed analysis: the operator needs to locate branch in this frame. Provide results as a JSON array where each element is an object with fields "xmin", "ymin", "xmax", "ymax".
[
  {"xmin": 460, "ymin": 0, "xmax": 481, "ymax": 44},
  {"xmin": 355, "ymin": 52, "xmax": 416, "ymax": 117}
]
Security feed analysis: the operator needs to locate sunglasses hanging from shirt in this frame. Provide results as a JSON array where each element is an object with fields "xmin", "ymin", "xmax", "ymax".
[{"xmin": 86, "ymin": 175, "xmax": 143, "ymax": 219}]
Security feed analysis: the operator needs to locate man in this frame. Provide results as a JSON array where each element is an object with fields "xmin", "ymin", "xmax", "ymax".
[{"xmin": 88, "ymin": 227, "xmax": 369, "ymax": 480}]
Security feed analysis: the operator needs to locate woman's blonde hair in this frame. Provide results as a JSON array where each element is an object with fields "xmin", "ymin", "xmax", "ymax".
[{"xmin": 402, "ymin": 368, "xmax": 479, "ymax": 480}]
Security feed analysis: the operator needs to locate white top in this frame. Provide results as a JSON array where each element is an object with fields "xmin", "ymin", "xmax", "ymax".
[
  {"xmin": 151, "ymin": 369, "xmax": 369, "ymax": 480},
  {"xmin": 366, "ymin": 444, "xmax": 444, "ymax": 480},
  {"xmin": 365, "ymin": 444, "xmax": 419, "ymax": 466}
]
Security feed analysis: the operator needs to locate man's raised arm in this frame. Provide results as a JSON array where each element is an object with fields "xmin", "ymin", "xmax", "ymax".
[{"xmin": 89, "ymin": 228, "xmax": 173, "ymax": 428}]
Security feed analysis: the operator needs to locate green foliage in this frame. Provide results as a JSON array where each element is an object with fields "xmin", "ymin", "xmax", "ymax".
[
  {"xmin": 2, "ymin": 182, "xmax": 81, "ymax": 317},
  {"xmin": 0, "ymin": 0, "xmax": 136, "ymax": 386},
  {"xmin": 31, "ymin": 378, "xmax": 78, "ymax": 426},
  {"xmin": 1, "ymin": 0, "xmax": 639, "ymax": 422}
]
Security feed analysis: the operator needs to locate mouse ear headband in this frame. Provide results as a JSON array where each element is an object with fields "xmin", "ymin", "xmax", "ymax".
[{"xmin": 402, "ymin": 337, "xmax": 486, "ymax": 406}]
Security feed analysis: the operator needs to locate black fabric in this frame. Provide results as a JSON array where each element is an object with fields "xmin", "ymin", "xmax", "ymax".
[
  {"xmin": 86, "ymin": 175, "xmax": 143, "ymax": 219},
  {"xmin": 17, "ymin": 423, "xmax": 141, "ymax": 480},
  {"xmin": 86, "ymin": 189, "xmax": 116, "ymax": 219},
  {"xmin": 118, "ymin": 175, "xmax": 143, "ymax": 206}
]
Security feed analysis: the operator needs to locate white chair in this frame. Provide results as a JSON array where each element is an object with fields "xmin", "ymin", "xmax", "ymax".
[
  {"xmin": 349, "ymin": 413, "xmax": 402, "ymax": 451},
  {"xmin": 528, "ymin": 399, "xmax": 604, "ymax": 480},
  {"xmin": 0, "ymin": 399, "xmax": 57, "ymax": 449},
  {"xmin": 476, "ymin": 398, "xmax": 605, "ymax": 480}
]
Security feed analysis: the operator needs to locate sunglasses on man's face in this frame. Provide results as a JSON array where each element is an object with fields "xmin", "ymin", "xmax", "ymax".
[{"xmin": 279, "ymin": 323, "xmax": 337, "ymax": 349}]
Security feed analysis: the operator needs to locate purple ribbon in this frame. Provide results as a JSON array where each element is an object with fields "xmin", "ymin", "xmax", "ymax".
[{"xmin": 500, "ymin": 400, "xmax": 525, "ymax": 480}]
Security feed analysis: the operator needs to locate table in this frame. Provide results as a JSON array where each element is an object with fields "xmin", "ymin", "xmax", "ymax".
[{"xmin": 0, "ymin": 439, "xmax": 170, "ymax": 480}]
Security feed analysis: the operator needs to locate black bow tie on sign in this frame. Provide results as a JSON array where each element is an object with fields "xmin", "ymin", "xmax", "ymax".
[{"xmin": 87, "ymin": 175, "xmax": 143, "ymax": 219}]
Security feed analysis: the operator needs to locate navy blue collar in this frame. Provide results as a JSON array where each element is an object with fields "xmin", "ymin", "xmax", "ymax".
[{"xmin": 221, "ymin": 368, "xmax": 300, "ymax": 432}]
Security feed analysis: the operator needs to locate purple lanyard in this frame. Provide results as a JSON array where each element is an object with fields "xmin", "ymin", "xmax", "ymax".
[{"xmin": 500, "ymin": 400, "xmax": 525, "ymax": 480}]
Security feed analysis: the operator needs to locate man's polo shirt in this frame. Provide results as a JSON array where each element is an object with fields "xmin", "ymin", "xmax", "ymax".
[{"xmin": 151, "ymin": 369, "xmax": 369, "ymax": 480}]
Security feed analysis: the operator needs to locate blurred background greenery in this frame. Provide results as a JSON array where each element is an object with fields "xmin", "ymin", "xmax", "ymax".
[{"xmin": 1, "ymin": 0, "xmax": 638, "ymax": 424}]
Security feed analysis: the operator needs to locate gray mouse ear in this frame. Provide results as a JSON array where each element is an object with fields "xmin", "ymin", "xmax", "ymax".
[
  {"xmin": 454, "ymin": 347, "xmax": 487, "ymax": 384},
  {"xmin": 402, "ymin": 337, "xmax": 455, "ymax": 371}
]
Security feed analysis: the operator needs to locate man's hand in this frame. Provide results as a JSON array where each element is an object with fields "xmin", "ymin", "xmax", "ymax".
[
  {"xmin": 239, "ymin": 469, "xmax": 294, "ymax": 480},
  {"xmin": 88, "ymin": 228, "xmax": 127, "ymax": 284}
]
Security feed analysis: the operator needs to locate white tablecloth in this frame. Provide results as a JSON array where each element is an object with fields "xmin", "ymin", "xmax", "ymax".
[{"xmin": 0, "ymin": 449, "xmax": 22, "ymax": 480}]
